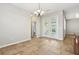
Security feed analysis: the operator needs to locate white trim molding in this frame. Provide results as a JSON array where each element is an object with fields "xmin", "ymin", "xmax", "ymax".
[{"xmin": 0, "ymin": 38, "xmax": 31, "ymax": 48}]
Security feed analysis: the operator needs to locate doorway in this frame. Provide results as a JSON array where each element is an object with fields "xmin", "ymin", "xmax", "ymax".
[{"xmin": 31, "ymin": 21, "xmax": 36, "ymax": 38}]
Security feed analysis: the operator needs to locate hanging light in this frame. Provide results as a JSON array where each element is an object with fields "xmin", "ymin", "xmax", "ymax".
[
  {"xmin": 34, "ymin": 10, "xmax": 45, "ymax": 16},
  {"xmin": 34, "ymin": 11, "xmax": 38, "ymax": 16},
  {"xmin": 33, "ymin": 3, "xmax": 45, "ymax": 16},
  {"xmin": 40, "ymin": 11, "xmax": 44, "ymax": 16},
  {"xmin": 37, "ymin": 9, "xmax": 41, "ymax": 13}
]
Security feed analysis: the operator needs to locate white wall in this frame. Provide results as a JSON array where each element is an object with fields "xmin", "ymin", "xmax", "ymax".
[
  {"xmin": 41, "ymin": 11, "xmax": 64, "ymax": 40},
  {"xmin": 65, "ymin": 7, "xmax": 79, "ymax": 35},
  {"xmin": 65, "ymin": 7, "xmax": 79, "ymax": 19},
  {"xmin": 57, "ymin": 11, "xmax": 64, "ymax": 40},
  {"xmin": 66, "ymin": 19, "xmax": 79, "ymax": 35},
  {"xmin": 0, "ymin": 4, "xmax": 31, "ymax": 48},
  {"xmin": 63, "ymin": 11, "xmax": 66, "ymax": 38}
]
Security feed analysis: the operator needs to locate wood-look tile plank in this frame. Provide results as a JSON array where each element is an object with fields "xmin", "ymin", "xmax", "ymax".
[{"xmin": 0, "ymin": 35, "xmax": 74, "ymax": 55}]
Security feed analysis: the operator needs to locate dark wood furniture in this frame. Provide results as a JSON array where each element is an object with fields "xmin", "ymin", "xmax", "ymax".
[{"xmin": 74, "ymin": 35, "xmax": 79, "ymax": 55}]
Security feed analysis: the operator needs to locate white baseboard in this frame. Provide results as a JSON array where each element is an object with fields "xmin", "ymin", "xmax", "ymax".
[{"xmin": 0, "ymin": 38, "xmax": 31, "ymax": 48}]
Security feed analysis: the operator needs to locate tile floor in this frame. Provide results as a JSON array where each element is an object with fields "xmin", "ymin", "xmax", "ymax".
[{"xmin": 0, "ymin": 35, "xmax": 75, "ymax": 55}]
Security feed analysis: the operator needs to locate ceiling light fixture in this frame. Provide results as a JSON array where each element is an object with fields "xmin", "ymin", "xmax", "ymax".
[
  {"xmin": 34, "ymin": 10, "xmax": 44, "ymax": 16},
  {"xmin": 33, "ymin": 3, "xmax": 45, "ymax": 16}
]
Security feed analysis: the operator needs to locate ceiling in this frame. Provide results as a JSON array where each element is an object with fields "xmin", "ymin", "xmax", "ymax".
[{"xmin": 11, "ymin": 3, "xmax": 79, "ymax": 14}]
